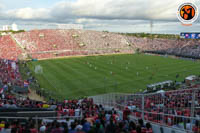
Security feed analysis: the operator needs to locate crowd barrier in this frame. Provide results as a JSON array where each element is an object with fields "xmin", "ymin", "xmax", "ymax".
[
  {"xmin": 90, "ymin": 88, "xmax": 200, "ymax": 133},
  {"xmin": 0, "ymin": 113, "xmax": 83, "ymax": 132}
]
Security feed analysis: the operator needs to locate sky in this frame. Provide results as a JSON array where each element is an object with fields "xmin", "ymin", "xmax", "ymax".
[{"xmin": 0, "ymin": 0, "xmax": 199, "ymax": 34}]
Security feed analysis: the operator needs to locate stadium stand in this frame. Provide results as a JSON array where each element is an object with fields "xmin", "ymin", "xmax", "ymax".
[
  {"xmin": 125, "ymin": 36, "xmax": 200, "ymax": 58},
  {"xmin": 12, "ymin": 29, "xmax": 134, "ymax": 59},
  {"xmin": 0, "ymin": 35, "xmax": 22, "ymax": 61},
  {"xmin": 0, "ymin": 29, "xmax": 197, "ymax": 60},
  {"xmin": 0, "ymin": 95, "xmax": 154, "ymax": 133},
  {"xmin": 12, "ymin": 29, "xmax": 86, "ymax": 59},
  {"xmin": 0, "ymin": 59, "xmax": 24, "ymax": 89},
  {"xmin": 1, "ymin": 29, "xmax": 200, "ymax": 132},
  {"xmin": 13, "ymin": 30, "xmax": 79, "ymax": 52},
  {"xmin": 71, "ymin": 30, "xmax": 133, "ymax": 55},
  {"xmin": 0, "ymin": 59, "xmax": 153, "ymax": 132},
  {"xmin": 91, "ymin": 87, "xmax": 200, "ymax": 132}
]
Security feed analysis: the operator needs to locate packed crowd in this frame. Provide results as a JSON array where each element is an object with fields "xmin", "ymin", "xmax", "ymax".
[
  {"xmin": 112, "ymin": 88, "xmax": 200, "ymax": 130},
  {"xmin": 73, "ymin": 30, "xmax": 133, "ymax": 55},
  {"xmin": 13, "ymin": 30, "xmax": 80, "ymax": 53},
  {"xmin": 0, "ymin": 59, "xmax": 24, "ymax": 89},
  {"xmin": 126, "ymin": 36, "xmax": 200, "ymax": 58},
  {"xmin": 12, "ymin": 29, "xmax": 134, "ymax": 59},
  {"xmin": 0, "ymin": 105, "xmax": 153, "ymax": 133},
  {"xmin": 0, "ymin": 29, "xmax": 199, "ymax": 60},
  {"xmin": 0, "ymin": 35, "xmax": 22, "ymax": 61}
]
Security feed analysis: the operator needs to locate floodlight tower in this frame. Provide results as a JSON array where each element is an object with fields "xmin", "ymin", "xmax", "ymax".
[
  {"xmin": 150, "ymin": 20, "xmax": 153, "ymax": 34},
  {"xmin": 150, "ymin": 20, "xmax": 154, "ymax": 41}
]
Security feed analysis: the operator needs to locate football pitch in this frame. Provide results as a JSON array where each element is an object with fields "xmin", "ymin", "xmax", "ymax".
[{"xmin": 27, "ymin": 54, "xmax": 200, "ymax": 100}]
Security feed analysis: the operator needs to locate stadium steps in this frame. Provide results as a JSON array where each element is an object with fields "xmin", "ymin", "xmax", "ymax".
[{"xmin": 10, "ymin": 34, "xmax": 26, "ymax": 53}]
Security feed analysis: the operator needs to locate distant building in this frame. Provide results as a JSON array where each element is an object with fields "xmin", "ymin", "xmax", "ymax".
[
  {"xmin": 2, "ymin": 25, "xmax": 11, "ymax": 31},
  {"xmin": 2, "ymin": 23, "xmax": 18, "ymax": 31},
  {"xmin": 12, "ymin": 23, "xmax": 18, "ymax": 31}
]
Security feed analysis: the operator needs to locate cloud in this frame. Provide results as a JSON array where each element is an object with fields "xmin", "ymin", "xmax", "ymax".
[
  {"xmin": 6, "ymin": 7, "xmax": 50, "ymax": 20},
  {"xmin": 0, "ymin": 0, "xmax": 199, "ymax": 33},
  {"xmin": 0, "ymin": 1, "xmax": 5, "ymax": 11},
  {"xmin": 2, "ymin": 0, "xmax": 188, "ymax": 22},
  {"xmin": 0, "ymin": 4, "xmax": 4, "ymax": 10},
  {"xmin": 50, "ymin": 0, "xmax": 184, "ymax": 21}
]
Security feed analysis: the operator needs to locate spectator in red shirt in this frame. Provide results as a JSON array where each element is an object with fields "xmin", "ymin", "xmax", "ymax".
[
  {"xmin": 29, "ymin": 123, "xmax": 38, "ymax": 133},
  {"xmin": 123, "ymin": 107, "xmax": 131, "ymax": 121}
]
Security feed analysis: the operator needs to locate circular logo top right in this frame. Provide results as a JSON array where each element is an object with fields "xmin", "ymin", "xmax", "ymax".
[{"xmin": 177, "ymin": 3, "xmax": 199, "ymax": 25}]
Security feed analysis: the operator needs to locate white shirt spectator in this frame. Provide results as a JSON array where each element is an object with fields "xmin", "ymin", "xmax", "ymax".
[
  {"xmin": 40, "ymin": 125, "xmax": 46, "ymax": 133},
  {"xmin": 75, "ymin": 109, "xmax": 80, "ymax": 116},
  {"xmin": 0, "ymin": 128, "xmax": 11, "ymax": 133}
]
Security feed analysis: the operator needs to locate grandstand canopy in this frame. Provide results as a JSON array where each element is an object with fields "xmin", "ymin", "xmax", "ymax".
[
  {"xmin": 147, "ymin": 80, "xmax": 173, "ymax": 90},
  {"xmin": 185, "ymin": 75, "xmax": 198, "ymax": 81}
]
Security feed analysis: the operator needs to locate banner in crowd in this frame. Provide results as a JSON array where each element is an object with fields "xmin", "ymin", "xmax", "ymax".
[
  {"xmin": 24, "ymin": 81, "xmax": 29, "ymax": 87},
  {"xmin": 180, "ymin": 32, "xmax": 200, "ymax": 39},
  {"xmin": 14, "ymin": 86, "xmax": 28, "ymax": 93}
]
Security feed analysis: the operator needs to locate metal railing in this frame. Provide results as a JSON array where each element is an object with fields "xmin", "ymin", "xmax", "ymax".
[{"xmin": 90, "ymin": 88, "xmax": 200, "ymax": 132}]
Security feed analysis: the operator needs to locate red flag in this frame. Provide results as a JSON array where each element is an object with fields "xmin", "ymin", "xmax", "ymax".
[{"xmin": 0, "ymin": 88, "xmax": 3, "ymax": 94}]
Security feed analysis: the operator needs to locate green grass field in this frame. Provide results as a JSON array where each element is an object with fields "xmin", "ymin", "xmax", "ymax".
[{"xmin": 26, "ymin": 54, "xmax": 200, "ymax": 100}]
